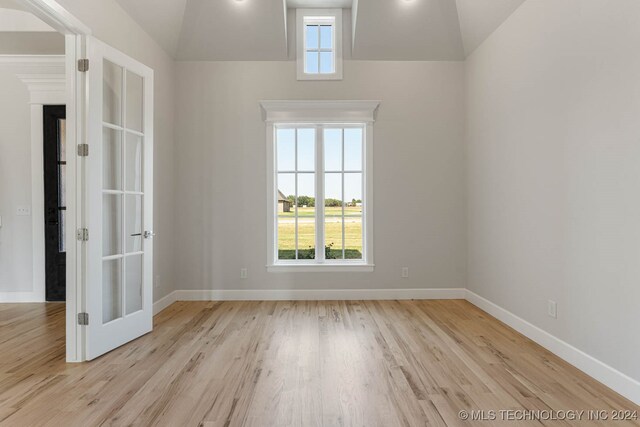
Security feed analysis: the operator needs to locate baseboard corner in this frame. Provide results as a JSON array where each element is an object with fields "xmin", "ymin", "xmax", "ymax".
[
  {"xmin": 153, "ymin": 290, "xmax": 178, "ymax": 315},
  {"xmin": 464, "ymin": 289, "xmax": 640, "ymax": 406}
]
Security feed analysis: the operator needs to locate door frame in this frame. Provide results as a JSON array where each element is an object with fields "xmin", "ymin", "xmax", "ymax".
[{"xmin": 21, "ymin": 0, "xmax": 90, "ymax": 362}]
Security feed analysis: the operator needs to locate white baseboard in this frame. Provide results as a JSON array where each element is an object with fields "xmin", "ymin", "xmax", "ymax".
[
  {"xmin": 153, "ymin": 290, "xmax": 178, "ymax": 315},
  {"xmin": 465, "ymin": 290, "xmax": 640, "ymax": 406},
  {"xmin": 153, "ymin": 288, "xmax": 464, "ymax": 313},
  {"xmin": 173, "ymin": 288, "xmax": 466, "ymax": 302},
  {"xmin": 0, "ymin": 291, "xmax": 45, "ymax": 303}
]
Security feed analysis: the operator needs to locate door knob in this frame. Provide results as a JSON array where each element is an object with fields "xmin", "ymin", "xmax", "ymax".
[{"xmin": 143, "ymin": 231, "xmax": 155, "ymax": 239}]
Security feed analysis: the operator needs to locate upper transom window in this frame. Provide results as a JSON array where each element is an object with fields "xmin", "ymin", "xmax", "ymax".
[{"xmin": 296, "ymin": 9, "xmax": 343, "ymax": 81}]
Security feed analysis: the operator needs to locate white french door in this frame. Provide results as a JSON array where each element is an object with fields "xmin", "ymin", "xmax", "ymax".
[{"xmin": 85, "ymin": 37, "xmax": 154, "ymax": 360}]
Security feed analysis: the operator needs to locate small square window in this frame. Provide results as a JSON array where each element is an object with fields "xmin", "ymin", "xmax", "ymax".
[{"xmin": 297, "ymin": 9, "xmax": 343, "ymax": 80}]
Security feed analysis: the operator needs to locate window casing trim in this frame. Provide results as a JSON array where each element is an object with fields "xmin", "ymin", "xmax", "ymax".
[
  {"xmin": 261, "ymin": 100, "xmax": 379, "ymax": 271},
  {"xmin": 296, "ymin": 9, "xmax": 343, "ymax": 81}
]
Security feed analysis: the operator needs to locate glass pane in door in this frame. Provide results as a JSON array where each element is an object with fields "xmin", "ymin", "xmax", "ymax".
[
  {"xmin": 125, "ymin": 194, "xmax": 142, "ymax": 253},
  {"xmin": 125, "ymin": 255, "xmax": 143, "ymax": 314},
  {"xmin": 103, "ymin": 128, "xmax": 122, "ymax": 190},
  {"xmin": 103, "ymin": 258, "xmax": 122, "ymax": 323},
  {"xmin": 103, "ymin": 194, "xmax": 122, "ymax": 256},
  {"xmin": 125, "ymin": 70, "xmax": 144, "ymax": 132},
  {"xmin": 103, "ymin": 60, "xmax": 123, "ymax": 126},
  {"xmin": 125, "ymin": 133, "xmax": 143, "ymax": 192}
]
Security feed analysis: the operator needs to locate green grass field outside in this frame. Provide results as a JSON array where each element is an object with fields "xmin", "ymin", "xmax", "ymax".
[{"xmin": 277, "ymin": 207, "xmax": 362, "ymax": 259}]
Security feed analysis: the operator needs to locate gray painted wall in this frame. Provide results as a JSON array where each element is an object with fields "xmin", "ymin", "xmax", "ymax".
[
  {"xmin": 175, "ymin": 61, "xmax": 467, "ymax": 292},
  {"xmin": 466, "ymin": 0, "xmax": 640, "ymax": 382},
  {"xmin": 0, "ymin": 70, "xmax": 32, "ymax": 292}
]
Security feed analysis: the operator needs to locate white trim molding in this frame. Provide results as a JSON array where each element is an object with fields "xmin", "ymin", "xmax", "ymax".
[
  {"xmin": 466, "ymin": 290, "xmax": 640, "ymax": 406},
  {"xmin": 267, "ymin": 264, "xmax": 375, "ymax": 273},
  {"xmin": 260, "ymin": 100, "xmax": 380, "ymax": 123},
  {"xmin": 0, "ymin": 55, "xmax": 65, "ymax": 65},
  {"xmin": 18, "ymin": 74, "xmax": 66, "ymax": 104},
  {"xmin": 155, "ymin": 289, "xmax": 465, "ymax": 310},
  {"xmin": 0, "ymin": 56, "xmax": 65, "ymax": 104},
  {"xmin": 153, "ymin": 291, "xmax": 178, "ymax": 315}
]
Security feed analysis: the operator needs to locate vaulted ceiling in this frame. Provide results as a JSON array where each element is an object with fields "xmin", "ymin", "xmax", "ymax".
[{"xmin": 114, "ymin": 0, "xmax": 526, "ymax": 61}]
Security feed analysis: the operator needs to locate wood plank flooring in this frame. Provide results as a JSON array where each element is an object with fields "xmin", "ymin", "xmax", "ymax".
[{"xmin": 0, "ymin": 300, "xmax": 638, "ymax": 426}]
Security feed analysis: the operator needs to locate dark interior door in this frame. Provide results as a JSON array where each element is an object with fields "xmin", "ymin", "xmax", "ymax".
[{"xmin": 43, "ymin": 105, "xmax": 66, "ymax": 302}]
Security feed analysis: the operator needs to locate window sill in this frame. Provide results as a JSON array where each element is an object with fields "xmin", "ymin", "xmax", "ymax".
[
  {"xmin": 297, "ymin": 72, "xmax": 343, "ymax": 81},
  {"xmin": 267, "ymin": 264, "xmax": 374, "ymax": 273}
]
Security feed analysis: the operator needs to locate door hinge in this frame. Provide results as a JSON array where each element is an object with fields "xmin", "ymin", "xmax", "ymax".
[
  {"xmin": 78, "ymin": 312, "xmax": 89, "ymax": 326},
  {"xmin": 77, "ymin": 58, "xmax": 89, "ymax": 72},
  {"xmin": 77, "ymin": 228, "xmax": 89, "ymax": 241},
  {"xmin": 77, "ymin": 144, "xmax": 89, "ymax": 157}
]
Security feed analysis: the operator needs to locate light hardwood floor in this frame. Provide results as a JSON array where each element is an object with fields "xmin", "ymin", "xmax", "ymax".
[{"xmin": 0, "ymin": 300, "xmax": 638, "ymax": 426}]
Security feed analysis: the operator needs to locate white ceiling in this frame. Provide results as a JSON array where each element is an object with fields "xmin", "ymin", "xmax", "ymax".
[
  {"xmin": 109, "ymin": 0, "xmax": 188, "ymax": 57},
  {"xmin": 353, "ymin": 0, "xmax": 464, "ymax": 60},
  {"xmin": 288, "ymin": 0, "xmax": 352, "ymax": 7},
  {"xmin": 175, "ymin": 0, "xmax": 288, "ymax": 61},
  {"xmin": 455, "ymin": 0, "xmax": 526, "ymax": 56},
  {"xmin": 113, "ymin": 0, "xmax": 526, "ymax": 60}
]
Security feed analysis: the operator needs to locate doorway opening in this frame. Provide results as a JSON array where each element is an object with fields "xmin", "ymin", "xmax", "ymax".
[
  {"xmin": 43, "ymin": 105, "xmax": 66, "ymax": 301},
  {"xmin": 0, "ymin": 0, "xmax": 86, "ymax": 363}
]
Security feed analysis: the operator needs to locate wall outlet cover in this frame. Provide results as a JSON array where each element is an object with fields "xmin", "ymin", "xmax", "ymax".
[
  {"xmin": 16, "ymin": 206, "xmax": 31, "ymax": 216},
  {"xmin": 548, "ymin": 300, "xmax": 557, "ymax": 318}
]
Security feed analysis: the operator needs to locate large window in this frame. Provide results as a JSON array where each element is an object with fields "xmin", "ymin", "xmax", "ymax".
[
  {"xmin": 296, "ymin": 9, "xmax": 343, "ymax": 80},
  {"xmin": 276, "ymin": 125, "xmax": 364, "ymax": 262},
  {"xmin": 262, "ymin": 100, "xmax": 379, "ymax": 271}
]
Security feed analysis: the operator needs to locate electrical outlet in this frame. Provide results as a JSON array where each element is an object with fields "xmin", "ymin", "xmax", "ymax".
[
  {"xmin": 548, "ymin": 300, "xmax": 557, "ymax": 318},
  {"xmin": 401, "ymin": 267, "xmax": 409, "ymax": 278},
  {"xmin": 240, "ymin": 268, "xmax": 248, "ymax": 279},
  {"xmin": 16, "ymin": 206, "xmax": 31, "ymax": 216}
]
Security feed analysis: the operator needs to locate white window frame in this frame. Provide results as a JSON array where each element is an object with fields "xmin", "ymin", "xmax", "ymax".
[
  {"xmin": 260, "ymin": 101, "xmax": 379, "ymax": 272},
  {"xmin": 296, "ymin": 9, "xmax": 343, "ymax": 81}
]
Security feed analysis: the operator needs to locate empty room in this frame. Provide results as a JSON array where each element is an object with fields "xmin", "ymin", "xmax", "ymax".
[{"xmin": 0, "ymin": 0, "xmax": 639, "ymax": 425}]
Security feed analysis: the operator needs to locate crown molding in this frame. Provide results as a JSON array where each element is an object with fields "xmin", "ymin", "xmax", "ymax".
[
  {"xmin": 0, "ymin": 54, "xmax": 65, "ymax": 66},
  {"xmin": 260, "ymin": 100, "xmax": 381, "ymax": 123},
  {"xmin": 0, "ymin": 55, "xmax": 65, "ymax": 104}
]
